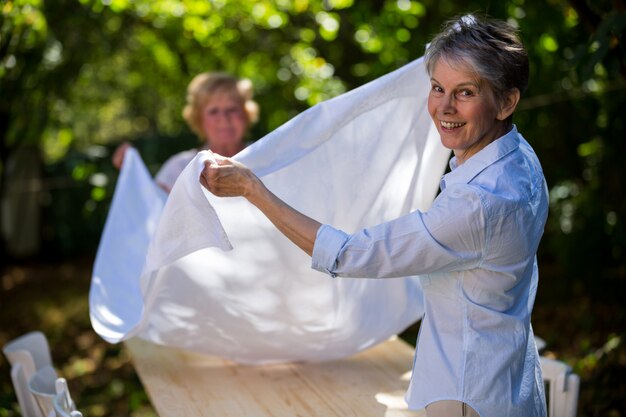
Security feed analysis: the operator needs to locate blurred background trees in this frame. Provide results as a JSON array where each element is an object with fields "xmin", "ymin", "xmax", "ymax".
[
  {"xmin": 2, "ymin": 0, "xmax": 625, "ymax": 281},
  {"xmin": 1, "ymin": 0, "xmax": 625, "ymax": 414}
]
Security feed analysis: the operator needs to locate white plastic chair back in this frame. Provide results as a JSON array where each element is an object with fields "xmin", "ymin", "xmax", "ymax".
[
  {"xmin": 52, "ymin": 378, "xmax": 81, "ymax": 417},
  {"xmin": 540, "ymin": 356, "xmax": 580, "ymax": 417},
  {"xmin": 3, "ymin": 331, "xmax": 56, "ymax": 417},
  {"xmin": 534, "ymin": 335, "xmax": 547, "ymax": 353},
  {"xmin": 3, "ymin": 331, "xmax": 54, "ymax": 371},
  {"xmin": 28, "ymin": 365, "xmax": 59, "ymax": 417},
  {"xmin": 55, "ymin": 411, "xmax": 82, "ymax": 417},
  {"xmin": 10, "ymin": 363, "xmax": 44, "ymax": 417},
  {"xmin": 5, "ymin": 348, "xmax": 38, "ymax": 383}
]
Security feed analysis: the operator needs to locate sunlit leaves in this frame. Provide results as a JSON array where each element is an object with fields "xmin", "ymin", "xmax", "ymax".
[
  {"xmin": 564, "ymin": 6, "xmax": 578, "ymax": 28},
  {"xmin": 540, "ymin": 33, "xmax": 559, "ymax": 52},
  {"xmin": 577, "ymin": 137, "xmax": 603, "ymax": 158},
  {"xmin": 2, "ymin": 0, "xmax": 626, "ymax": 279},
  {"xmin": 184, "ymin": 0, "xmax": 211, "ymax": 16},
  {"xmin": 4, "ymin": 0, "xmax": 440, "ymax": 158},
  {"xmin": 182, "ymin": 15, "xmax": 220, "ymax": 43},
  {"xmin": 2, "ymin": 0, "xmax": 46, "ymax": 32},
  {"xmin": 43, "ymin": 127, "xmax": 74, "ymax": 162},
  {"xmin": 238, "ymin": 51, "xmax": 276, "ymax": 89},
  {"xmin": 90, "ymin": 186, "xmax": 107, "ymax": 202},
  {"xmin": 40, "ymin": 38, "xmax": 62, "ymax": 70},
  {"xmin": 549, "ymin": 180, "xmax": 580, "ymax": 234},
  {"xmin": 325, "ymin": 0, "xmax": 354, "ymax": 9},
  {"xmin": 316, "ymin": 11, "xmax": 340, "ymax": 41},
  {"xmin": 508, "ymin": 4, "xmax": 526, "ymax": 21},
  {"xmin": 151, "ymin": 0, "xmax": 186, "ymax": 18},
  {"xmin": 251, "ymin": 2, "xmax": 289, "ymax": 29},
  {"xmin": 106, "ymin": 0, "xmax": 132, "ymax": 13},
  {"xmin": 355, "ymin": 23, "xmax": 382, "ymax": 53},
  {"xmin": 299, "ymin": 27, "xmax": 316, "ymax": 43},
  {"xmin": 138, "ymin": 30, "xmax": 179, "ymax": 75},
  {"xmin": 341, "ymin": 0, "xmax": 427, "ymax": 69},
  {"xmin": 395, "ymin": 27, "xmax": 411, "ymax": 42},
  {"xmin": 288, "ymin": 43, "xmax": 345, "ymax": 105},
  {"xmin": 575, "ymin": 334, "xmax": 622, "ymax": 375},
  {"xmin": 1, "ymin": 0, "xmax": 48, "ymax": 79}
]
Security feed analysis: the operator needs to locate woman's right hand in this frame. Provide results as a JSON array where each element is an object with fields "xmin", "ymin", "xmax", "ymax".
[
  {"xmin": 199, "ymin": 154, "xmax": 260, "ymax": 199},
  {"xmin": 199, "ymin": 153, "xmax": 321, "ymax": 256},
  {"xmin": 112, "ymin": 142, "xmax": 133, "ymax": 170}
]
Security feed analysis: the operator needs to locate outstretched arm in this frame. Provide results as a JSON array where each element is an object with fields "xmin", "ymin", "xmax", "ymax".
[{"xmin": 199, "ymin": 155, "xmax": 321, "ymax": 256}]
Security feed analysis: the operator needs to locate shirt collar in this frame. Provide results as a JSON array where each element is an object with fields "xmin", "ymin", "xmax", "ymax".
[{"xmin": 440, "ymin": 125, "xmax": 520, "ymax": 190}]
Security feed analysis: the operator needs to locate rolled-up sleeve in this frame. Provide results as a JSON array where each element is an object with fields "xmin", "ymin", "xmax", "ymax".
[
  {"xmin": 311, "ymin": 224, "xmax": 350, "ymax": 277},
  {"xmin": 310, "ymin": 184, "xmax": 487, "ymax": 279}
]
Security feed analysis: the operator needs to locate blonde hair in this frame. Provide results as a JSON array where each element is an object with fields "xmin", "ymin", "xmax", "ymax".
[{"xmin": 182, "ymin": 72, "xmax": 259, "ymax": 140}]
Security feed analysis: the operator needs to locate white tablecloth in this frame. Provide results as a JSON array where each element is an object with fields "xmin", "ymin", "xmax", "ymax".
[{"xmin": 89, "ymin": 57, "xmax": 450, "ymax": 364}]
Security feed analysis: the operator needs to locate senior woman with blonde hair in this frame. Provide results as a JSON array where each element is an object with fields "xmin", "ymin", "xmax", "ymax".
[
  {"xmin": 200, "ymin": 14, "xmax": 548, "ymax": 417},
  {"xmin": 113, "ymin": 72, "xmax": 258, "ymax": 193},
  {"xmin": 154, "ymin": 72, "xmax": 259, "ymax": 192}
]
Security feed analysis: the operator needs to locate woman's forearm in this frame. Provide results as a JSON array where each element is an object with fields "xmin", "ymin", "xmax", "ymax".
[{"xmin": 200, "ymin": 157, "xmax": 321, "ymax": 256}]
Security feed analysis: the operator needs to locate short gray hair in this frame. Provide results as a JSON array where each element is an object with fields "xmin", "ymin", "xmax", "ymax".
[{"xmin": 424, "ymin": 14, "xmax": 529, "ymax": 107}]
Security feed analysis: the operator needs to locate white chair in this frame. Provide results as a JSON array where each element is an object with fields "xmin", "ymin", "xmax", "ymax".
[
  {"xmin": 3, "ymin": 331, "xmax": 54, "ymax": 373},
  {"xmin": 540, "ymin": 356, "xmax": 580, "ymax": 417},
  {"xmin": 3, "ymin": 331, "xmax": 57, "ymax": 417},
  {"xmin": 28, "ymin": 365, "xmax": 59, "ymax": 416},
  {"xmin": 535, "ymin": 335, "xmax": 547, "ymax": 353},
  {"xmin": 52, "ymin": 378, "xmax": 82, "ymax": 417},
  {"xmin": 10, "ymin": 363, "xmax": 43, "ymax": 417}
]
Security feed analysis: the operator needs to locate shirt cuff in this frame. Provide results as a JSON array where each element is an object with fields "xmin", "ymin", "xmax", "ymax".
[{"xmin": 311, "ymin": 224, "xmax": 349, "ymax": 278}]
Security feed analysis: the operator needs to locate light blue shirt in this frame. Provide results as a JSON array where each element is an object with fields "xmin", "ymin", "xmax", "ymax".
[{"xmin": 312, "ymin": 126, "xmax": 548, "ymax": 417}]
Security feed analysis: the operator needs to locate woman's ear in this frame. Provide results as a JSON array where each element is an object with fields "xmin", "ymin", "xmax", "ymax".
[{"xmin": 497, "ymin": 88, "xmax": 521, "ymax": 121}]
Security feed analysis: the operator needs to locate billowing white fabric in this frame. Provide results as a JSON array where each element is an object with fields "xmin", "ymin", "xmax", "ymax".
[{"xmin": 89, "ymin": 57, "xmax": 451, "ymax": 364}]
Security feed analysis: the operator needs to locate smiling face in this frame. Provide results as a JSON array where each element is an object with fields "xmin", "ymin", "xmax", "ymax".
[
  {"xmin": 200, "ymin": 91, "xmax": 248, "ymax": 157},
  {"xmin": 428, "ymin": 58, "xmax": 512, "ymax": 164}
]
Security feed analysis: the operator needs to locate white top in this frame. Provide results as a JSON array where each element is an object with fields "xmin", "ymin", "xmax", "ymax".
[
  {"xmin": 154, "ymin": 148, "xmax": 199, "ymax": 191},
  {"xmin": 312, "ymin": 126, "xmax": 549, "ymax": 417}
]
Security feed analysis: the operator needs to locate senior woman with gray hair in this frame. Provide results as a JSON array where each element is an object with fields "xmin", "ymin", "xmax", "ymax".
[{"xmin": 200, "ymin": 14, "xmax": 548, "ymax": 417}]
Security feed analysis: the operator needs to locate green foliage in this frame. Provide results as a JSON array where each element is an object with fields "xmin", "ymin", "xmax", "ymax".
[
  {"xmin": 0, "ymin": 0, "xmax": 626, "ymax": 276},
  {"xmin": 519, "ymin": 2, "xmax": 626, "ymax": 279},
  {"xmin": 1, "ymin": 1, "xmax": 625, "ymax": 272}
]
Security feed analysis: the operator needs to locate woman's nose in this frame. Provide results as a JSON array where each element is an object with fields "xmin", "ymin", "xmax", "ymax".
[{"xmin": 440, "ymin": 94, "xmax": 456, "ymax": 114}]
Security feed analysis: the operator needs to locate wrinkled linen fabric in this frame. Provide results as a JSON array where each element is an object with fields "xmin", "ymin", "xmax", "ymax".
[{"xmin": 89, "ymin": 57, "xmax": 451, "ymax": 364}]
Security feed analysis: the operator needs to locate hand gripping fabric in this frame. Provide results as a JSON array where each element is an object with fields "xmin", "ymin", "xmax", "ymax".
[{"xmin": 89, "ymin": 57, "xmax": 450, "ymax": 364}]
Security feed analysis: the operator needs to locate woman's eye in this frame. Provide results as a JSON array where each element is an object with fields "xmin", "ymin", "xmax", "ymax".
[
  {"xmin": 457, "ymin": 89, "xmax": 475, "ymax": 98},
  {"xmin": 431, "ymin": 85, "xmax": 443, "ymax": 94}
]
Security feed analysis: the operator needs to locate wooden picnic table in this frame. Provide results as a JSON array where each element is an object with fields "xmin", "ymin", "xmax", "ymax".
[{"xmin": 125, "ymin": 336, "xmax": 425, "ymax": 417}]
